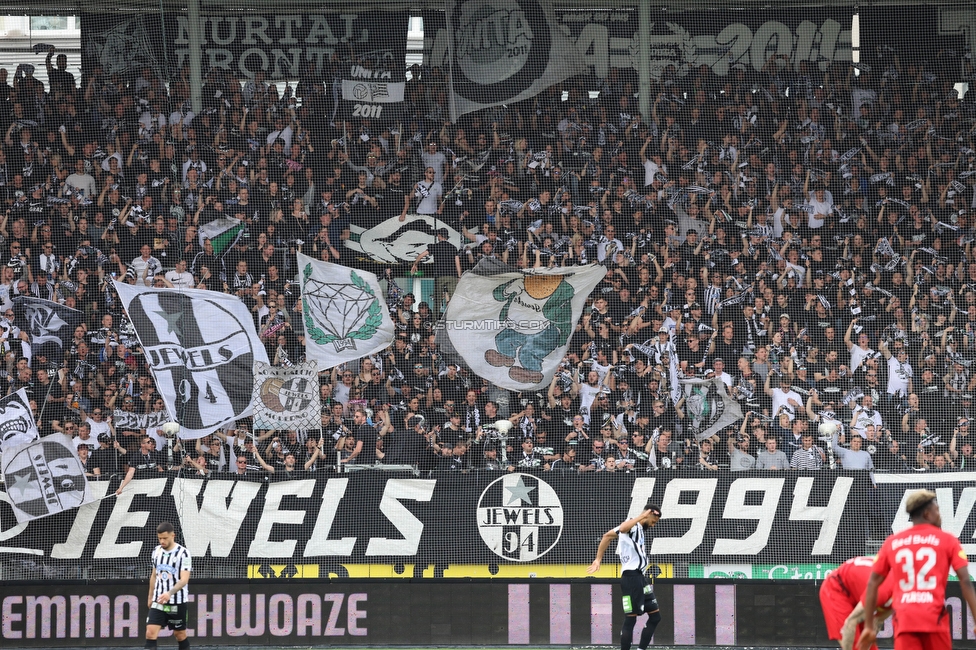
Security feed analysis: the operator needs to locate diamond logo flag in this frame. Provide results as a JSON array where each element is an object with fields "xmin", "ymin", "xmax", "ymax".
[
  {"xmin": 446, "ymin": 0, "xmax": 588, "ymax": 121},
  {"xmin": 2, "ymin": 433, "xmax": 93, "ymax": 523},
  {"xmin": 298, "ymin": 253, "xmax": 395, "ymax": 368},
  {"xmin": 113, "ymin": 282, "xmax": 269, "ymax": 438},
  {"xmin": 436, "ymin": 259, "xmax": 604, "ymax": 390},
  {"xmin": 251, "ymin": 360, "xmax": 321, "ymax": 430},
  {"xmin": 0, "ymin": 389, "xmax": 40, "ymax": 455}
]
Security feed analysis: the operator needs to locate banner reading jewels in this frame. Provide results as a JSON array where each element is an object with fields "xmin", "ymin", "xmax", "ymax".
[
  {"xmin": 111, "ymin": 410, "xmax": 170, "ymax": 431},
  {"xmin": 81, "ymin": 11, "xmax": 408, "ymax": 79},
  {"xmin": 0, "ymin": 471, "xmax": 870, "ymax": 569}
]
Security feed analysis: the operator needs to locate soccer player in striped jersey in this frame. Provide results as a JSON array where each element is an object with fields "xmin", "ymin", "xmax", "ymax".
[
  {"xmin": 145, "ymin": 521, "xmax": 192, "ymax": 650},
  {"xmin": 587, "ymin": 499, "xmax": 663, "ymax": 650}
]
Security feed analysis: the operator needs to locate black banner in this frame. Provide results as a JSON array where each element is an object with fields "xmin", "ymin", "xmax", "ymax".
[
  {"xmin": 0, "ymin": 472, "xmax": 869, "ymax": 574},
  {"xmin": 3, "ymin": 579, "xmax": 976, "ymax": 647},
  {"xmin": 424, "ymin": 7, "xmax": 954, "ymax": 80},
  {"xmin": 335, "ymin": 62, "xmax": 405, "ymax": 125},
  {"xmin": 81, "ymin": 12, "xmax": 409, "ymax": 80}
]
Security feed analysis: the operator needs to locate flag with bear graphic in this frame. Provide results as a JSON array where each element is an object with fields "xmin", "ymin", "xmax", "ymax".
[
  {"xmin": 298, "ymin": 253, "xmax": 395, "ymax": 368},
  {"xmin": 437, "ymin": 259, "xmax": 604, "ymax": 391}
]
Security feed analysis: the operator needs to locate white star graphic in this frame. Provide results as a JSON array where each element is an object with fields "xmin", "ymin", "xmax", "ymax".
[{"xmin": 505, "ymin": 476, "xmax": 536, "ymax": 506}]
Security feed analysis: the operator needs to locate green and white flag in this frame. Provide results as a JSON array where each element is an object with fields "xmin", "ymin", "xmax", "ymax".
[
  {"xmin": 198, "ymin": 217, "xmax": 244, "ymax": 257},
  {"xmin": 298, "ymin": 253, "xmax": 395, "ymax": 368}
]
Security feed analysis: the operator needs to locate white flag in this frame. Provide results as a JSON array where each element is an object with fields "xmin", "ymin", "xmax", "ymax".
[
  {"xmin": 437, "ymin": 259, "xmax": 604, "ymax": 390},
  {"xmin": 2, "ymin": 433, "xmax": 93, "ymax": 523},
  {"xmin": 679, "ymin": 377, "xmax": 744, "ymax": 441},
  {"xmin": 251, "ymin": 361, "xmax": 322, "ymax": 430},
  {"xmin": 298, "ymin": 253, "xmax": 395, "ymax": 368},
  {"xmin": 113, "ymin": 282, "xmax": 269, "ymax": 438},
  {"xmin": 446, "ymin": 0, "xmax": 588, "ymax": 121},
  {"xmin": 0, "ymin": 388, "xmax": 40, "ymax": 455}
]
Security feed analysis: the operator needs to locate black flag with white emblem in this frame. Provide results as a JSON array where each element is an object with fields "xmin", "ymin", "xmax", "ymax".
[{"xmin": 13, "ymin": 296, "xmax": 83, "ymax": 362}]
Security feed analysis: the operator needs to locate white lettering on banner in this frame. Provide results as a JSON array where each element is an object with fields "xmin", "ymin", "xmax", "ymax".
[
  {"xmin": 429, "ymin": 17, "xmax": 851, "ymax": 79},
  {"xmin": 94, "ymin": 478, "xmax": 167, "ymax": 558},
  {"xmin": 169, "ymin": 14, "xmax": 378, "ymax": 79},
  {"xmin": 876, "ymin": 473, "xmax": 976, "ymax": 555},
  {"xmin": 788, "ymin": 476, "xmax": 852, "ymax": 555},
  {"xmin": 305, "ymin": 478, "xmax": 357, "ymax": 556},
  {"xmin": 627, "ymin": 477, "xmax": 656, "ymax": 518},
  {"xmin": 650, "ymin": 478, "xmax": 718, "ymax": 555},
  {"xmin": 365, "ymin": 479, "xmax": 436, "ymax": 556},
  {"xmin": 1, "ymin": 475, "xmax": 864, "ymax": 560},
  {"xmin": 172, "ymin": 478, "xmax": 262, "ymax": 558},
  {"xmin": 714, "ymin": 478, "xmax": 785, "ymax": 555},
  {"xmin": 249, "ymin": 480, "xmax": 316, "ymax": 558},
  {"xmin": 50, "ymin": 480, "xmax": 110, "ymax": 559}
]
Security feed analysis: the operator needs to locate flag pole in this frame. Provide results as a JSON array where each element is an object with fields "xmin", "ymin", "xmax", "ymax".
[{"xmin": 36, "ymin": 366, "xmax": 61, "ymax": 428}]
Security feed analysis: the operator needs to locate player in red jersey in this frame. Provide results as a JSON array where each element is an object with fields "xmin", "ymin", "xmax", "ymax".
[
  {"xmin": 860, "ymin": 489, "xmax": 976, "ymax": 650},
  {"xmin": 819, "ymin": 556, "xmax": 893, "ymax": 650}
]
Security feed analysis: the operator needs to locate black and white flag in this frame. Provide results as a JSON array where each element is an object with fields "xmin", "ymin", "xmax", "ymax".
[
  {"xmin": 0, "ymin": 389, "xmax": 40, "ymax": 455},
  {"xmin": 679, "ymin": 377, "xmax": 744, "ymax": 441},
  {"xmin": 2, "ymin": 433, "xmax": 93, "ymax": 523},
  {"xmin": 113, "ymin": 283, "xmax": 269, "ymax": 439},
  {"xmin": 251, "ymin": 361, "xmax": 322, "ymax": 430},
  {"xmin": 446, "ymin": 0, "xmax": 587, "ymax": 120},
  {"xmin": 13, "ymin": 296, "xmax": 83, "ymax": 361}
]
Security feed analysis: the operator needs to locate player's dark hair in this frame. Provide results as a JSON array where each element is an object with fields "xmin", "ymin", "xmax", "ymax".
[
  {"xmin": 644, "ymin": 500, "xmax": 662, "ymax": 517},
  {"xmin": 156, "ymin": 521, "xmax": 175, "ymax": 534},
  {"xmin": 908, "ymin": 499, "xmax": 935, "ymax": 520}
]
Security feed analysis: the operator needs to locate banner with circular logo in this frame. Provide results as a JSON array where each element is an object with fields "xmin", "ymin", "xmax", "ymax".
[{"xmin": 445, "ymin": 0, "xmax": 587, "ymax": 121}]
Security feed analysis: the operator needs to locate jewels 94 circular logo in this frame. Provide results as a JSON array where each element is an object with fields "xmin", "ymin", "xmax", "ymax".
[
  {"xmin": 451, "ymin": 0, "xmax": 550, "ymax": 102},
  {"xmin": 476, "ymin": 473, "xmax": 563, "ymax": 562}
]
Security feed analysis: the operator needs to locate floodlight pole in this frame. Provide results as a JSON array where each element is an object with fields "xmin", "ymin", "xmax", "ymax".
[
  {"xmin": 188, "ymin": 0, "xmax": 204, "ymax": 114},
  {"xmin": 638, "ymin": 0, "xmax": 652, "ymax": 122}
]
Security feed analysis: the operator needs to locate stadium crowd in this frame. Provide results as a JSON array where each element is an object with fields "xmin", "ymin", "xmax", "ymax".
[{"xmin": 1, "ymin": 43, "xmax": 976, "ymax": 481}]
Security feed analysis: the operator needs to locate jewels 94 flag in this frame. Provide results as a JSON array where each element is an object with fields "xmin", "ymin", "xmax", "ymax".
[
  {"xmin": 298, "ymin": 253, "xmax": 395, "ymax": 368},
  {"xmin": 2, "ymin": 433, "xmax": 93, "ymax": 523},
  {"xmin": 436, "ymin": 259, "xmax": 604, "ymax": 391},
  {"xmin": 113, "ymin": 282, "xmax": 269, "ymax": 438},
  {"xmin": 446, "ymin": 0, "xmax": 588, "ymax": 121},
  {"xmin": 251, "ymin": 361, "xmax": 322, "ymax": 430}
]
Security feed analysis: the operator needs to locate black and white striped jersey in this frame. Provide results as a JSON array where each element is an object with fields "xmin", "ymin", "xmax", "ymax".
[
  {"xmin": 615, "ymin": 524, "xmax": 649, "ymax": 572},
  {"xmin": 151, "ymin": 543, "xmax": 192, "ymax": 603}
]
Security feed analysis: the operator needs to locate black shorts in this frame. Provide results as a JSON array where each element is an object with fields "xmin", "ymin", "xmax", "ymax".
[
  {"xmin": 621, "ymin": 570, "xmax": 659, "ymax": 615},
  {"xmin": 146, "ymin": 603, "xmax": 188, "ymax": 630}
]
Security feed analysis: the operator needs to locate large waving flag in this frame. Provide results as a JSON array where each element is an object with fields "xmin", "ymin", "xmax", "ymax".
[
  {"xmin": 13, "ymin": 296, "xmax": 84, "ymax": 361},
  {"xmin": 679, "ymin": 376, "xmax": 743, "ymax": 441},
  {"xmin": 0, "ymin": 389, "xmax": 40, "ymax": 455},
  {"xmin": 198, "ymin": 216, "xmax": 244, "ymax": 259},
  {"xmin": 298, "ymin": 253, "xmax": 395, "ymax": 369},
  {"xmin": 113, "ymin": 282, "xmax": 269, "ymax": 438},
  {"xmin": 436, "ymin": 259, "xmax": 604, "ymax": 391},
  {"xmin": 446, "ymin": 0, "xmax": 588, "ymax": 120},
  {"xmin": 2, "ymin": 433, "xmax": 93, "ymax": 523}
]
